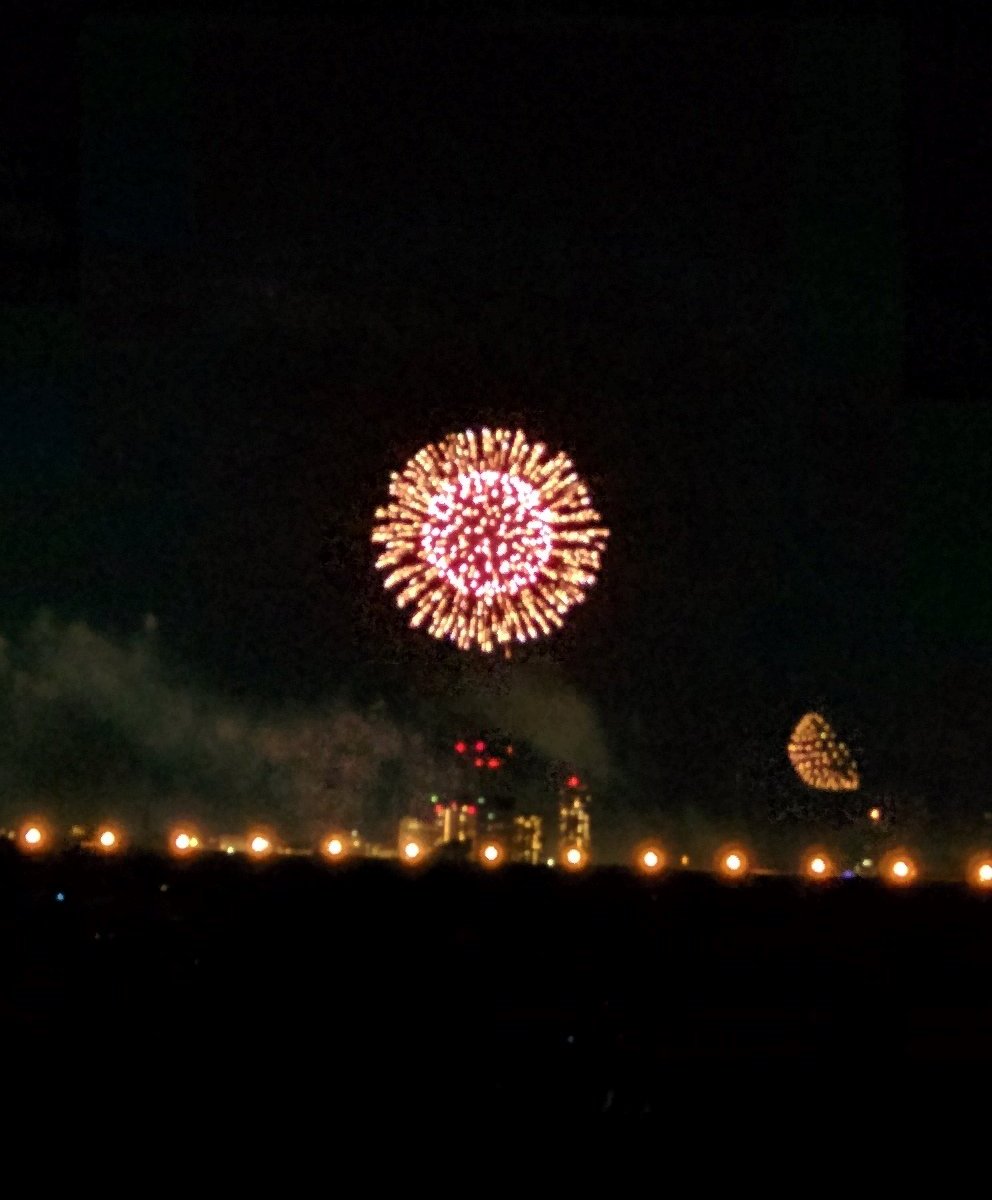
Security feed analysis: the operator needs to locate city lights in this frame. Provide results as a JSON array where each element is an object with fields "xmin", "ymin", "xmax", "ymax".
[
  {"xmin": 19, "ymin": 821, "xmax": 48, "ymax": 852},
  {"xmin": 322, "ymin": 836, "xmax": 347, "ymax": 859},
  {"xmin": 93, "ymin": 827, "xmax": 121, "ymax": 852},
  {"xmin": 635, "ymin": 844, "xmax": 666, "ymax": 875},
  {"xmin": 12, "ymin": 811, "xmax": 992, "ymax": 894},
  {"xmin": 248, "ymin": 834, "xmax": 272, "ymax": 857},
  {"xmin": 170, "ymin": 830, "xmax": 200, "ymax": 855},
  {"xmin": 479, "ymin": 841, "xmax": 504, "ymax": 867},
  {"xmin": 561, "ymin": 845, "xmax": 588, "ymax": 871},
  {"xmin": 966, "ymin": 853, "xmax": 992, "ymax": 889},
  {"xmin": 716, "ymin": 846, "xmax": 750, "ymax": 879},
  {"xmin": 881, "ymin": 849, "xmax": 918, "ymax": 886},
  {"xmin": 803, "ymin": 851, "xmax": 834, "ymax": 880}
]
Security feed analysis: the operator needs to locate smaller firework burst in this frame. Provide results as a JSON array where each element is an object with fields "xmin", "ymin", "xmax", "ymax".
[{"xmin": 787, "ymin": 711, "xmax": 860, "ymax": 791}]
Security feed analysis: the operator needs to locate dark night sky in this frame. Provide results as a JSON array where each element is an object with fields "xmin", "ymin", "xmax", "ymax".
[{"xmin": 2, "ymin": 1, "xmax": 990, "ymax": 855}]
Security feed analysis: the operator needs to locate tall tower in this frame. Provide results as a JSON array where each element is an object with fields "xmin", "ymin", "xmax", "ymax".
[
  {"xmin": 558, "ymin": 772, "xmax": 592, "ymax": 863},
  {"xmin": 509, "ymin": 813, "xmax": 543, "ymax": 866}
]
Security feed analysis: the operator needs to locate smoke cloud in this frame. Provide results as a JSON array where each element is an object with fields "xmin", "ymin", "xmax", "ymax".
[
  {"xmin": 0, "ymin": 611, "xmax": 459, "ymax": 846},
  {"xmin": 448, "ymin": 655, "xmax": 612, "ymax": 784}
]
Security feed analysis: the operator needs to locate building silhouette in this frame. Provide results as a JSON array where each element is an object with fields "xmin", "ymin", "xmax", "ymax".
[
  {"xmin": 558, "ymin": 773, "xmax": 592, "ymax": 863},
  {"xmin": 409, "ymin": 734, "xmax": 546, "ymax": 865}
]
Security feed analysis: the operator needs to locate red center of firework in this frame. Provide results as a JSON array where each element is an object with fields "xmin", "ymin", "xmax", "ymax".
[{"xmin": 420, "ymin": 470, "xmax": 554, "ymax": 598}]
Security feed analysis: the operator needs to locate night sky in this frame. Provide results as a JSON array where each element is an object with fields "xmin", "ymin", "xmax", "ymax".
[{"xmin": 3, "ymin": 2, "xmax": 989, "ymax": 858}]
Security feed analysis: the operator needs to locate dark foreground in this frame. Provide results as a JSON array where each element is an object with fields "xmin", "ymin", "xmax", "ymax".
[{"xmin": 4, "ymin": 847, "xmax": 992, "ymax": 1117}]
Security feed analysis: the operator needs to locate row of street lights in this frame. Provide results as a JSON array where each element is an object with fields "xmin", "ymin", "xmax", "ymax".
[{"xmin": 10, "ymin": 819, "xmax": 992, "ymax": 888}]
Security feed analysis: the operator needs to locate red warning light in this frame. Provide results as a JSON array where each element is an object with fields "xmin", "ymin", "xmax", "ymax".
[
  {"xmin": 474, "ymin": 757, "xmax": 484, "ymax": 767},
  {"xmin": 474, "ymin": 740, "xmax": 486, "ymax": 752},
  {"xmin": 566, "ymin": 775, "xmax": 581, "ymax": 789},
  {"xmin": 487, "ymin": 757, "xmax": 500, "ymax": 769},
  {"xmin": 465, "ymin": 805, "xmax": 477, "ymax": 815},
  {"xmin": 434, "ymin": 804, "xmax": 444, "ymax": 815},
  {"xmin": 454, "ymin": 741, "xmax": 466, "ymax": 754}
]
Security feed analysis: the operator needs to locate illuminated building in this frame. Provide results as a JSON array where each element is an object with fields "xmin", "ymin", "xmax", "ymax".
[
  {"xmin": 509, "ymin": 813, "xmax": 543, "ymax": 865},
  {"xmin": 558, "ymin": 773, "xmax": 591, "ymax": 862},
  {"xmin": 398, "ymin": 735, "xmax": 546, "ymax": 866},
  {"xmin": 446, "ymin": 732, "xmax": 540, "ymax": 859},
  {"xmin": 437, "ymin": 800, "xmax": 479, "ymax": 845}
]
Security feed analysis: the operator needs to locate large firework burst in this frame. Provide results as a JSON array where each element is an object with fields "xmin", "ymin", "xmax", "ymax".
[
  {"xmin": 787, "ymin": 711, "xmax": 860, "ymax": 791},
  {"xmin": 371, "ymin": 427, "xmax": 609, "ymax": 653}
]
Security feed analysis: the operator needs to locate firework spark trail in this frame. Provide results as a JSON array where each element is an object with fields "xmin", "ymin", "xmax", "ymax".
[{"xmin": 372, "ymin": 428, "xmax": 609, "ymax": 653}]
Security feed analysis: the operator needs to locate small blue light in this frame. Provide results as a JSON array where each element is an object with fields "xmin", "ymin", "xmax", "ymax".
[
  {"xmin": 841, "ymin": 870, "xmax": 855, "ymax": 880},
  {"xmin": 55, "ymin": 892, "xmax": 65, "ymax": 902}
]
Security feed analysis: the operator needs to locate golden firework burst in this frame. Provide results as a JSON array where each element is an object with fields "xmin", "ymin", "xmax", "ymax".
[
  {"xmin": 371, "ymin": 427, "xmax": 609, "ymax": 653},
  {"xmin": 787, "ymin": 711, "xmax": 860, "ymax": 791}
]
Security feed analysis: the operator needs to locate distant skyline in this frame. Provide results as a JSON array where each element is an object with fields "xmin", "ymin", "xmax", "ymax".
[{"xmin": 2, "ymin": 4, "xmax": 989, "ymax": 854}]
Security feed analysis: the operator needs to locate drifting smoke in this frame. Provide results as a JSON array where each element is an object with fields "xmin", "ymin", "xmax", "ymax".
[
  {"xmin": 0, "ymin": 611, "xmax": 458, "ymax": 845},
  {"xmin": 444, "ymin": 653, "xmax": 611, "ymax": 783}
]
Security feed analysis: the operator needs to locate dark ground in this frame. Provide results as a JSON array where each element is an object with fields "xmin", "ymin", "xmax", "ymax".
[{"xmin": 4, "ymin": 845, "xmax": 992, "ymax": 1119}]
